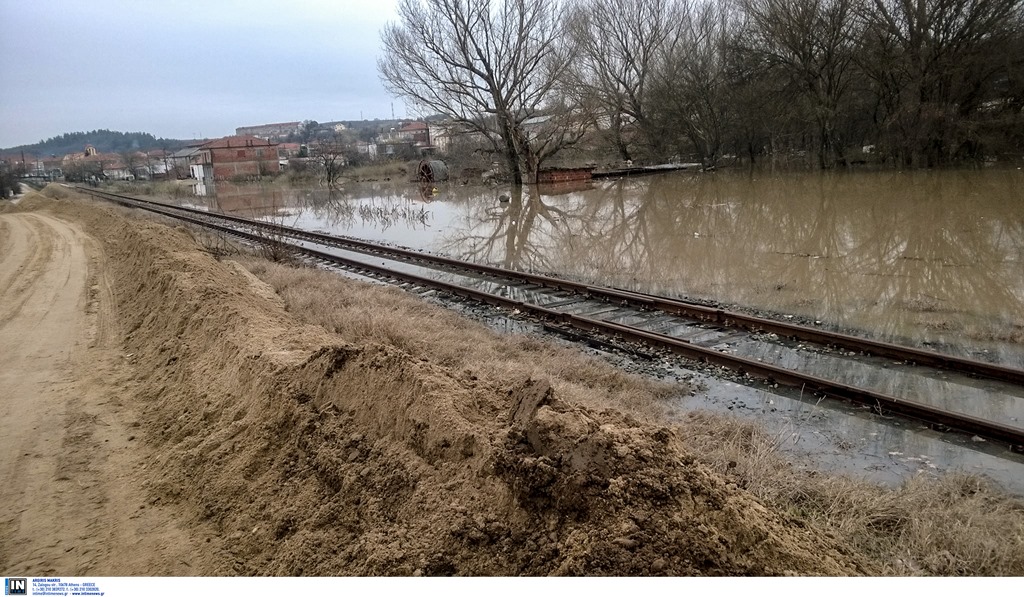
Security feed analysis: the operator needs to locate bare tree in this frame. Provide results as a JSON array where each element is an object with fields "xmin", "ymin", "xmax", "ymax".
[
  {"xmin": 119, "ymin": 150, "xmax": 143, "ymax": 179},
  {"xmin": 860, "ymin": 0, "xmax": 1021, "ymax": 166},
  {"xmin": 310, "ymin": 134, "xmax": 349, "ymax": 188},
  {"xmin": 566, "ymin": 0, "xmax": 680, "ymax": 161},
  {"xmin": 648, "ymin": 0, "xmax": 737, "ymax": 166},
  {"xmin": 739, "ymin": 0, "xmax": 862, "ymax": 168},
  {"xmin": 378, "ymin": 0, "xmax": 580, "ymax": 184}
]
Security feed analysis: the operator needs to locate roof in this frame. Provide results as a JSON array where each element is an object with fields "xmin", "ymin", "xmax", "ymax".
[
  {"xmin": 199, "ymin": 135, "xmax": 278, "ymax": 149},
  {"xmin": 171, "ymin": 147, "xmax": 201, "ymax": 158},
  {"xmin": 399, "ymin": 121, "xmax": 428, "ymax": 132},
  {"xmin": 81, "ymin": 152, "xmax": 121, "ymax": 163}
]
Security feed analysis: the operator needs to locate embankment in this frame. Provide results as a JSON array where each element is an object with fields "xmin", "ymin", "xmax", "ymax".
[{"xmin": 9, "ymin": 187, "xmax": 877, "ymax": 575}]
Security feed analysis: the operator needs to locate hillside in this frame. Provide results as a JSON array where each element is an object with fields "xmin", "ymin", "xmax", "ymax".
[{"xmin": 3, "ymin": 130, "xmax": 190, "ymax": 157}]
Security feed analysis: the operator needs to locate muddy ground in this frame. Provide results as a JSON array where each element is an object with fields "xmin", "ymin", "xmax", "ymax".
[{"xmin": 1, "ymin": 188, "xmax": 1016, "ymax": 576}]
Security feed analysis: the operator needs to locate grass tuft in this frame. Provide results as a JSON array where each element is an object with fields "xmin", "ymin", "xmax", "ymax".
[{"xmin": 682, "ymin": 411, "xmax": 1024, "ymax": 575}]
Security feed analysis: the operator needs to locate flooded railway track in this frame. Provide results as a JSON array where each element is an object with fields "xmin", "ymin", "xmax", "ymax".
[{"xmin": 76, "ymin": 186, "xmax": 1024, "ymax": 452}]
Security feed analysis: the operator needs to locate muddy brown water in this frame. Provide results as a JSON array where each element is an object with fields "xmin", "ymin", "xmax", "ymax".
[
  {"xmin": 184, "ymin": 169, "xmax": 1024, "ymax": 366},
  {"xmin": 174, "ymin": 170, "xmax": 1024, "ymax": 491}
]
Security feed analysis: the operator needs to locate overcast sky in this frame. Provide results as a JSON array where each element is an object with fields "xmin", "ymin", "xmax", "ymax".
[{"xmin": 0, "ymin": 0, "xmax": 404, "ymax": 148}]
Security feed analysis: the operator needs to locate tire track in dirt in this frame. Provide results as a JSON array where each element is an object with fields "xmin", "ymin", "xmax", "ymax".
[
  {"xmin": 0, "ymin": 214, "xmax": 55, "ymax": 329},
  {"xmin": 0, "ymin": 218, "xmax": 12, "ymax": 282},
  {"xmin": 0, "ymin": 213, "xmax": 88, "ymax": 573},
  {"xmin": 0, "ymin": 212, "xmax": 223, "ymax": 575}
]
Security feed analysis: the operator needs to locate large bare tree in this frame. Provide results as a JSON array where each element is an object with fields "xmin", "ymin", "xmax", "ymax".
[
  {"xmin": 649, "ymin": 0, "xmax": 737, "ymax": 166},
  {"xmin": 378, "ymin": 0, "xmax": 579, "ymax": 184},
  {"xmin": 119, "ymin": 150, "xmax": 144, "ymax": 179},
  {"xmin": 566, "ymin": 0, "xmax": 680, "ymax": 161},
  {"xmin": 739, "ymin": 0, "xmax": 862, "ymax": 168}
]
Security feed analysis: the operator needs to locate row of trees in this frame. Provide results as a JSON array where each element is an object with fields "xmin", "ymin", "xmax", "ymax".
[{"xmin": 379, "ymin": 0, "xmax": 1024, "ymax": 181}]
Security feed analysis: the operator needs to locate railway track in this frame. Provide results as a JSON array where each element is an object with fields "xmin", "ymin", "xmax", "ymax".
[{"xmin": 75, "ymin": 185, "xmax": 1024, "ymax": 451}]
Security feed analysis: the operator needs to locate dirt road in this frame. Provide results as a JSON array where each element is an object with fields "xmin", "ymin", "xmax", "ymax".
[{"xmin": 0, "ymin": 212, "xmax": 215, "ymax": 575}]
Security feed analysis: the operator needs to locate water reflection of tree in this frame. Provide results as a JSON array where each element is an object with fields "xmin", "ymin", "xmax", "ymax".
[
  {"xmin": 440, "ymin": 186, "xmax": 575, "ymax": 271},
  {"xmin": 847, "ymin": 171, "xmax": 1024, "ymax": 342},
  {"xmin": 560, "ymin": 179, "xmax": 657, "ymax": 287},
  {"xmin": 439, "ymin": 169, "xmax": 1024, "ymax": 351},
  {"xmin": 638, "ymin": 171, "xmax": 1024, "ymax": 346}
]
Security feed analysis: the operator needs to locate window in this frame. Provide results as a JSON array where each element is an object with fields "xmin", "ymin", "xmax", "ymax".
[{"xmin": 237, "ymin": 150, "xmax": 245, "ymax": 157}]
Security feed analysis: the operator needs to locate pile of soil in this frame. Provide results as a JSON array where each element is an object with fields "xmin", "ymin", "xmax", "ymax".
[{"xmin": 33, "ymin": 191, "xmax": 874, "ymax": 575}]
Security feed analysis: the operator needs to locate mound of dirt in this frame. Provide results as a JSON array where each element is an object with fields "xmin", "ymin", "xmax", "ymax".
[
  {"xmin": 5, "ymin": 190, "xmax": 55, "ymax": 212},
  {"xmin": 37, "ymin": 191, "xmax": 874, "ymax": 576}
]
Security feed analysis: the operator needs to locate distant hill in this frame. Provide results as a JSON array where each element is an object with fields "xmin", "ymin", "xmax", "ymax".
[{"xmin": 3, "ymin": 130, "xmax": 190, "ymax": 157}]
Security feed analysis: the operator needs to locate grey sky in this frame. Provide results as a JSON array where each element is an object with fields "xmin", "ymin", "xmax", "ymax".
[{"xmin": 0, "ymin": 0, "xmax": 403, "ymax": 148}]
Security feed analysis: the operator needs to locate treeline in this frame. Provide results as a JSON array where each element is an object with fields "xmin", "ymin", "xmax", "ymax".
[
  {"xmin": 381, "ymin": 0, "xmax": 1024, "ymax": 177},
  {"xmin": 4, "ymin": 130, "xmax": 187, "ymax": 157},
  {"xmin": 566, "ymin": 0, "xmax": 1024, "ymax": 168},
  {"xmin": 0, "ymin": 167, "xmax": 20, "ymax": 198}
]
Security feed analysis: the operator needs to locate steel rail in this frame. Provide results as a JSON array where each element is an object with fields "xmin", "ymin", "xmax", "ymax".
[
  {"xmin": 76, "ymin": 185, "xmax": 1024, "ymax": 387},
  {"xmin": 91, "ymin": 201, "xmax": 1023, "ymax": 450},
  {"xmin": 74, "ymin": 186, "xmax": 1024, "ymax": 449}
]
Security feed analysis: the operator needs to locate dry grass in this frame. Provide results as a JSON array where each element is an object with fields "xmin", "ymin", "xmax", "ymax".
[
  {"xmin": 239, "ymin": 255, "xmax": 1024, "ymax": 576},
  {"xmin": 237, "ymin": 257, "xmax": 679, "ymax": 420},
  {"xmin": 340, "ymin": 161, "xmax": 416, "ymax": 181},
  {"xmin": 180, "ymin": 227, "xmax": 242, "ymax": 261},
  {"xmin": 40, "ymin": 185, "xmax": 71, "ymax": 200},
  {"xmin": 104, "ymin": 180, "xmax": 193, "ymax": 198},
  {"xmin": 682, "ymin": 412, "xmax": 1024, "ymax": 575}
]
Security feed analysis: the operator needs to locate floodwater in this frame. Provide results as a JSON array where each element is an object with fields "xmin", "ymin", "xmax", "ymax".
[
  {"xmin": 183, "ymin": 169, "xmax": 1024, "ymax": 368},
  {"xmin": 177, "ymin": 170, "xmax": 1024, "ymax": 491}
]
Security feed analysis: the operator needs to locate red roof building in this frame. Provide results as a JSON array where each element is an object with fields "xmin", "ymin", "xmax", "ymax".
[{"xmin": 196, "ymin": 135, "xmax": 279, "ymax": 180}]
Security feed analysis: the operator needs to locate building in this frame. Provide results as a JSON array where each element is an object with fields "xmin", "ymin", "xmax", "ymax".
[
  {"xmin": 103, "ymin": 164, "xmax": 134, "ymax": 181},
  {"xmin": 145, "ymin": 149, "xmax": 171, "ymax": 179},
  {"xmin": 276, "ymin": 142, "xmax": 302, "ymax": 158},
  {"xmin": 169, "ymin": 147, "xmax": 202, "ymax": 178},
  {"xmin": 377, "ymin": 121, "xmax": 430, "ymax": 146},
  {"xmin": 195, "ymin": 135, "xmax": 279, "ymax": 181},
  {"xmin": 427, "ymin": 122, "xmax": 452, "ymax": 152},
  {"xmin": 375, "ymin": 121, "xmax": 432, "ymax": 156},
  {"xmin": 60, "ymin": 148, "xmax": 124, "ymax": 181},
  {"xmin": 61, "ymin": 144, "xmax": 99, "ymax": 163}
]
